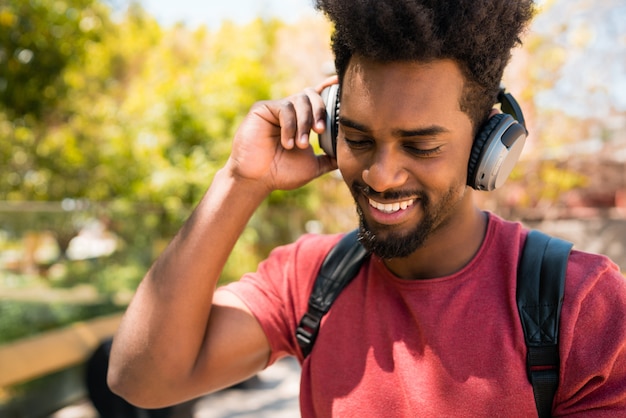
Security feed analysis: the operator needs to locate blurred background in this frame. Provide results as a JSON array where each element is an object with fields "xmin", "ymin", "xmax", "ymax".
[{"xmin": 0, "ymin": 0, "xmax": 624, "ymax": 416}]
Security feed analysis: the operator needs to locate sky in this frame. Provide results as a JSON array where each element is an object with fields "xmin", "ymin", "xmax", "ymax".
[{"xmin": 138, "ymin": 0, "xmax": 317, "ymax": 28}]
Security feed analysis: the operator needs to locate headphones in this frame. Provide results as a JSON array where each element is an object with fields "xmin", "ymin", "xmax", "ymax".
[{"xmin": 318, "ymin": 83, "xmax": 527, "ymax": 191}]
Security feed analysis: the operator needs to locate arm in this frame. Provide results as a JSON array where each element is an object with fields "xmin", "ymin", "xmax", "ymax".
[{"xmin": 107, "ymin": 78, "xmax": 338, "ymax": 408}]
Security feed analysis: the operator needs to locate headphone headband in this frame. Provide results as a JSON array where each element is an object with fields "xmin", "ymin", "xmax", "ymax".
[{"xmin": 498, "ymin": 88, "xmax": 526, "ymax": 130}]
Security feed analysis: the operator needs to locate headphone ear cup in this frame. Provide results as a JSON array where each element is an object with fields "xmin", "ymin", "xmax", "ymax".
[
  {"xmin": 318, "ymin": 84, "xmax": 340, "ymax": 157},
  {"xmin": 467, "ymin": 114, "xmax": 506, "ymax": 186},
  {"xmin": 467, "ymin": 113, "xmax": 526, "ymax": 191}
]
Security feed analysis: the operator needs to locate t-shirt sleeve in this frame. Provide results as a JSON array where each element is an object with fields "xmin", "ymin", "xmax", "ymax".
[
  {"xmin": 220, "ymin": 233, "xmax": 342, "ymax": 366},
  {"xmin": 555, "ymin": 251, "xmax": 626, "ymax": 415}
]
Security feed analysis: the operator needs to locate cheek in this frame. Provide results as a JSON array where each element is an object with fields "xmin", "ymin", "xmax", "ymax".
[
  {"xmin": 413, "ymin": 156, "xmax": 463, "ymax": 184},
  {"xmin": 408, "ymin": 153, "xmax": 471, "ymax": 196},
  {"xmin": 436, "ymin": 142, "xmax": 473, "ymax": 179}
]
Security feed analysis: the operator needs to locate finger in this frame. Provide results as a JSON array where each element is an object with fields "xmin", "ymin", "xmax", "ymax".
[
  {"xmin": 277, "ymin": 82, "xmax": 336, "ymax": 150},
  {"xmin": 315, "ymin": 75, "xmax": 338, "ymax": 93},
  {"xmin": 302, "ymin": 86, "xmax": 329, "ymax": 135},
  {"xmin": 292, "ymin": 92, "xmax": 316, "ymax": 149},
  {"xmin": 314, "ymin": 76, "xmax": 339, "ymax": 134},
  {"xmin": 316, "ymin": 153, "xmax": 339, "ymax": 176},
  {"xmin": 305, "ymin": 84, "xmax": 337, "ymax": 134},
  {"xmin": 277, "ymin": 99, "xmax": 298, "ymax": 150}
]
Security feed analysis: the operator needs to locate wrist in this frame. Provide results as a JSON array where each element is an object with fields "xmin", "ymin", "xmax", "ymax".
[{"xmin": 215, "ymin": 164, "xmax": 272, "ymax": 203}]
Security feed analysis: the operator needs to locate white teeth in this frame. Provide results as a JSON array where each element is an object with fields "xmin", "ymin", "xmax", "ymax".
[{"xmin": 369, "ymin": 198, "xmax": 414, "ymax": 214}]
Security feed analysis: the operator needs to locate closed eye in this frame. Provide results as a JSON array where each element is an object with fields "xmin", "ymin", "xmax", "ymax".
[
  {"xmin": 403, "ymin": 144, "xmax": 442, "ymax": 157},
  {"xmin": 344, "ymin": 137, "xmax": 374, "ymax": 150}
]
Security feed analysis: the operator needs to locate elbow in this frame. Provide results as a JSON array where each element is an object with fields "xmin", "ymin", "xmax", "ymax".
[
  {"xmin": 106, "ymin": 364, "xmax": 161, "ymax": 409},
  {"xmin": 106, "ymin": 366, "xmax": 141, "ymax": 407},
  {"xmin": 105, "ymin": 340, "xmax": 168, "ymax": 408},
  {"xmin": 107, "ymin": 361, "xmax": 193, "ymax": 409}
]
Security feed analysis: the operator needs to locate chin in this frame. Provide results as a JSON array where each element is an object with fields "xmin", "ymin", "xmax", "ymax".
[{"xmin": 357, "ymin": 218, "xmax": 431, "ymax": 259}]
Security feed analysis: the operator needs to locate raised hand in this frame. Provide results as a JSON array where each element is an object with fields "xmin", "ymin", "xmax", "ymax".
[{"xmin": 225, "ymin": 77, "xmax": 339, "ymax": 193}]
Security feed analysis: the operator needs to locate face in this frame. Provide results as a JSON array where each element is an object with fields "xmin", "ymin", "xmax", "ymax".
[{"xmin": 337, "ymin": 56, "xmax": 475, "ymax": 259}]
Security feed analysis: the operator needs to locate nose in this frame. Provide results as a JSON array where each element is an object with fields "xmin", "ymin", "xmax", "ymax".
[{"xmin": 362, "ymin": 147, "xmax": 408, "ymax": 193}]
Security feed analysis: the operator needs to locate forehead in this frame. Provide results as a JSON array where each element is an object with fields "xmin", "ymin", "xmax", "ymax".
[{"xmin": 340, "ymin": 56, "xmax": 468, "ymax": 129}]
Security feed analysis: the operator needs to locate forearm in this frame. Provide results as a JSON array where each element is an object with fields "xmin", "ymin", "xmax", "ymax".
[{"xmin": 108, "ymin": 167, "xmax": 268, "ymax": 401}]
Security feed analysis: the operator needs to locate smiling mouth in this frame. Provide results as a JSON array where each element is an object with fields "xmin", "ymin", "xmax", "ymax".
[{"xmin": 368, "ymin": 198, "xmax": 415, "ymax": 214}]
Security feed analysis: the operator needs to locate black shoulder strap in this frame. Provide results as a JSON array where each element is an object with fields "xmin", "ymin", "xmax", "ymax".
[
  {"xmin": 296, "ymin": 229, "xmax": 368, "ymax": 358},
  {"xmin": 517, "ymin": 230, "xmax": 573, "ymax": 418}
]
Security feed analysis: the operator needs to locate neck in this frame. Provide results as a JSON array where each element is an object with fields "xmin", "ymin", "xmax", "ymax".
[{"xmin": 382, "ymin": 206, "xmax": 488, "ymax": 280}]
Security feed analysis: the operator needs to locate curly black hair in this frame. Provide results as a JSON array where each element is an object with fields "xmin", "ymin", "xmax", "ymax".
[{"xmin": 315, "ymin": 0, "xmax": 535, "ymax": 131}]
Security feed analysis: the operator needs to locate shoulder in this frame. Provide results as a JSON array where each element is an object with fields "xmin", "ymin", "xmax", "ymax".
[
  {"xmin": 263, "ymin": 231, "xmax": 346, "ymax": 275},
  {"xmin": 560, "ymin": 248, "xmax": 625, "ymax": 344},
  {"xmin": 486, "ymin": 212, "xmax": 625, "ymax": 305},
  {"xmin": 223, "ymin": 231, "xmax": 349, "ymax": 310},
  {"xmin": 487, "ymin": 212, "xmax": 623, "ymax": 277},
  {"xmin": 483, "ymin": 212, "xmax": 526, "ymax": 257},
  {"xmin": 484, "ymin": 212, "xmax": 525, "ymax": 243},
  {"xmin": 218, "ymin": 231, "xmax": 351, "ymax": 362},
  {"xmin": 564, "ymin": 248, "xmax": 624, "ymax": 308}
]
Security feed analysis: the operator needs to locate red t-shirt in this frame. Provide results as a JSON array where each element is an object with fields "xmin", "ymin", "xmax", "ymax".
[{"xmin": 223, "ymin": 213, "xmax": 626, "ymax": 417}]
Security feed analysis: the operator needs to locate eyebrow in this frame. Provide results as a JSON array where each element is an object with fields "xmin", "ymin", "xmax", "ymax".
[{"xmin": 338, "ymin": 116, "xmax": 449, "ymax": 138}]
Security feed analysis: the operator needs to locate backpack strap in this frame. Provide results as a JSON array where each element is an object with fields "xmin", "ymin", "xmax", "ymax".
[
  {"xmin": 296, "ymin": 229, "xmax": 368, "ymax": 358},
  {"xmin": 517, "ymin": 230, "xmax": 573, "ymax": 418}
]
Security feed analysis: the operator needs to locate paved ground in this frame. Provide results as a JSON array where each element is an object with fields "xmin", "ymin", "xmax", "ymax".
[
  {"xmin": 193, "ymin": 357, "xmax": 301, "ymax": 418},
  {"xmin": 51, "ymin": 357, "xmax": 302, "ymax": 418}
]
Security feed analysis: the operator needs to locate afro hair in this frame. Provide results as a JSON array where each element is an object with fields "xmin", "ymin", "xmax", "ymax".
[{"xmin": 315, "ymin": 0, "xmax": 535, "ymax": 129}]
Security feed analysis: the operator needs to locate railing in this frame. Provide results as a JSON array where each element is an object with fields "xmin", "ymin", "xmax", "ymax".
[{"xmin": 0, "ymin": 313, "xmax": 122, "ymax": 417}]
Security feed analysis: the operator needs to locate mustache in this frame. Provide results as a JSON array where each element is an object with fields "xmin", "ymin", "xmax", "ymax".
[{"xmin": 351, "ymin": 181, "xmax": 423, "ymax": 201}]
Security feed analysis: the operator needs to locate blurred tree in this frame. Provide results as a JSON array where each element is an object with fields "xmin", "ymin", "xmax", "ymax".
[
  {"xmin": 0, "ymin": 0, "xmax": 338, "ymax": 286},
  {"xmin": 0, "ymin": 0, "xmax": 107, "ymax": 119},
  {"xmin": 0, "ymin": 0, "xmax": 117, "ymax": 201}
]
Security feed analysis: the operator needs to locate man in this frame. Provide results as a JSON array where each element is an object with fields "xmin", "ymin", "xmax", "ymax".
[{"xmin": 108, "ymin": 0, "xmax": 626, "ymax": 416}]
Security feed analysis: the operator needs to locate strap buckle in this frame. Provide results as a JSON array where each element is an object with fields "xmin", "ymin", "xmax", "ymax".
[{"xmin": 296, "ymin": 311, "xmax": 323, "ymax": 356}]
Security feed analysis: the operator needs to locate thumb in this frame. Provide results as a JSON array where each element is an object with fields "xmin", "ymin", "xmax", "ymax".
[{"xmin": 316, "ymin": 154, "xmax": 339, "ymax": 177}]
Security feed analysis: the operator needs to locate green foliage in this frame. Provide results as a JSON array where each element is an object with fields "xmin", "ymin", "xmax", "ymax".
[
  {"xmin": 0, "ymin": 300, "xmax": 122, "ymax": 344},
  {"xmin": 0, "ymin": 3, "xmax": 290, "ymax": 212},
  {"xmin": 0, "ymin": 0, "xmax": 108, "ymax": 119},
  {"xmin": 537, "ymin": 162, "xmax": 588, "ymax": 201}
]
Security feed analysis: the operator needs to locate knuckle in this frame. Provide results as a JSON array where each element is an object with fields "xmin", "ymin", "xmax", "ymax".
[
  {"xmin": 279, "ymin": 99, "xmax": 295, "ymax": 110},
  {"xmin": 249, "ymin": 100, "xmax": 267, "ymax": 112}
]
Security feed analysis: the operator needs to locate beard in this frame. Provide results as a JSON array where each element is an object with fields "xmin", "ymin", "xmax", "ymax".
[{"xmin": 351, "ymin": 182, "xmax": 461, "ymax": 259}]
